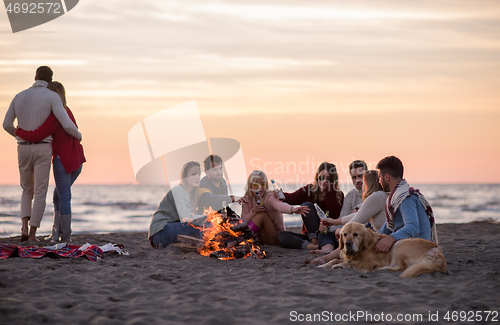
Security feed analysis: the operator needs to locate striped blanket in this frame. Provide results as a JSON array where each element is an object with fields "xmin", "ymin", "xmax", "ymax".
[
  {"xmin": 385, "ymin": 179, "xmax": 438, "ymax": 244},
  {"xmin": 0, "ymin": 243, "xmax": 106, "ymax": 261}
]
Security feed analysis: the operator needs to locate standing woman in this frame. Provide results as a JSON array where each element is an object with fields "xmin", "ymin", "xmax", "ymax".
[
  {"xmin": 149, "ymin": 161, "xmax": 204, "ymax": 248},
  {"xmin": 278, "ymin": 162, "xmax": 344, "ymax": 250},
  {"xmin": 16, "ymin": 81, "xmax": 85, "ymax": 242}
]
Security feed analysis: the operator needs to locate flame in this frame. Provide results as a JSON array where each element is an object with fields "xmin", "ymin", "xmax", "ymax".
[{"xmin": 193, "ymin": 207, "xmax": 266, "ymax": 260}]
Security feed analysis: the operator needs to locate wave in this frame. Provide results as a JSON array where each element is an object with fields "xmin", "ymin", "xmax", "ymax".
[{"xmin": 83, "ymin": 201, "xmax": 152, "ymax": 209}]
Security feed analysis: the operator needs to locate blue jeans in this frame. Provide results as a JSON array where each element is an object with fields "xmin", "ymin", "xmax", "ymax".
[
  {"xmin": 53, "ymin": 156, "xmax": 82, "ymax": 215},
  {"xmin": 318, "ymin": 232, "xmax": 339, "ymax": 249},
  {"xmin": 152, "ymin": 222, "xmax": 202, "ymax": 248}
]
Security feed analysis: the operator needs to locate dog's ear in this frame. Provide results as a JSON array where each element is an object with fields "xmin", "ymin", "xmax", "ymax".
[
  {"xmin": 339, "ymin": 228, "xmax": 344, "ymax": 251},
  {"xmin": 362, "ymin": 226, "xmax": 378, "ymax": 250}
]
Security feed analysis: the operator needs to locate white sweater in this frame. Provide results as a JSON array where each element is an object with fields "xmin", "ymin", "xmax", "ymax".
[
  {"xmin": 340, "ymin": 190, "xmax": 388, "ymax": 231},
  {"xmin": 339, "ymin": 188, "xmax": 363, "ymax": 218},
  {"xmin": 3, "ymin": 80, "xmax": 81, "ymax": 142}
]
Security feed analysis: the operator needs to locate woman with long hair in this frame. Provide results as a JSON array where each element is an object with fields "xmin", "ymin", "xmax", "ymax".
[
  {"xmin": 149, "ymin": 161, "xmax": 204, "ymax": 248},
  {"xmin": 277, "ymin": 162, "xmax": 344, "ymax": 250},
  {"xmin": 322, "ymin": 170, "xmax": 387, "ymax": 230},
  {"xmin": 241, "ymin": 170, "xmax": 309, "ymax": 245},
  {"xmin": 16, "ymin": 81, "xmax": 85, "ymax": 243},
  {"xmin": 308, "ymin": 170, "xmax": 388, "ymax": 264}
]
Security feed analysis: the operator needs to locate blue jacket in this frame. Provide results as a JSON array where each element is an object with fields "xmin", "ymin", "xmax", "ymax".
[{"xmin": 378, "ymin": 194, "xmax": 431, "ymax": 241}]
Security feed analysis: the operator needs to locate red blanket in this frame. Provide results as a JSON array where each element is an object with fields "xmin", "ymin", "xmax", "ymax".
[{"xmin": 0, "ymin": 243, "xmax": 103, "ymax": 261}]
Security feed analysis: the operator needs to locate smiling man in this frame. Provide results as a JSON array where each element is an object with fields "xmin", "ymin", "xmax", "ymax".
[
  {"xmin": 197, "ymin": 154, "xmax": 241, "ymax": 212},
  {"xmin": 339, "ymin": 160, "xmax": 367, "ymax": 218}
]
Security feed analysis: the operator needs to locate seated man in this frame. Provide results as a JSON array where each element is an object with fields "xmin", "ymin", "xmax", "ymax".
[
  {"xmin": 339, "ymin": 160, "xmax": 367, "ymax": 218},
  {"xmin": 375, "ymin": 156, "xmax": 438, "ymax": 252},
  {"xmin": 197, "ymin": 154, "xmax": 241, "ymax": 213}
]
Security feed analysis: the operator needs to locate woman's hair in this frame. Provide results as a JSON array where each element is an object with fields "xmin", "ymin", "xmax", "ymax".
[
  {"xmin": 179, "ymin": 161, "xmax": 200, "ymax": 212},
  {"xmin": 48, "ymin": 81, "xmax": 67, "ymax": 107},
  {"xmin": 311, "ymin": 162, "xmax": 342, "ymax": 204},
  {"xmin": 362, "ymin": 170, "xmax": 383, "ymax": 201},
  {"xmin": 244, "ymin": 170, "xmax": 269, "ymax": 199}
]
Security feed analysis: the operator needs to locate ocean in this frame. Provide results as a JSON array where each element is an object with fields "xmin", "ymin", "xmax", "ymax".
[{"xmin": 1, "ymin": 184, "xmax": 499, "ymax": 238}]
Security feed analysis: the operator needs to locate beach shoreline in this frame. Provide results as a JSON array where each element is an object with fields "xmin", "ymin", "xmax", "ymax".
[{"xmin": 1, "ymin": 221, "xmax": 499, "ymax": 325}]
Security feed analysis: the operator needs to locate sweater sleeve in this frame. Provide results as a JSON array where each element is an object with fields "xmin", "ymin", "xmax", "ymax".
[
  {"xmin": 241, "ymin": 197, "xmax": 254, "ymax": 221},
  {"xmin": 15, "ymin": 113, "xmax": 58, "ymax": 142},
  {"xmin": 283, "ymin": 185, "xmax": 309, "ymax": 205},
  {"xmin": 3, "ymin": 97, "xmax": 17, "ymax": 137},
  {"xmin": 390, "ymin": 196, "xmax": 421, "ymax": 241},
  {"xmin": 345, "ymin": 191, "xmax": 386, "ymax": 226}
]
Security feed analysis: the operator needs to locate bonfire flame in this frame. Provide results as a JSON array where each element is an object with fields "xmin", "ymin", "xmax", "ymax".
[{"xmin": 195, "ymin": 207, "xmax": 266, "ymax": 260}]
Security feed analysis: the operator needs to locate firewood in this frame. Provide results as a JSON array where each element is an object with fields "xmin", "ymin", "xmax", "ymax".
[{"xmin": 177, "ymin": 235, "xmax": 203, "ymax": 245}]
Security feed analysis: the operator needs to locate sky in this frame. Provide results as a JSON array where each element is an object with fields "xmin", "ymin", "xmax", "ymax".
[{"xmin": 1, "ymin": 0, "xmax": 500, "ymax": 187}]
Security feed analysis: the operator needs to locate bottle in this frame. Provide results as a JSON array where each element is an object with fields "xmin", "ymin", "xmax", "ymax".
[
  {"xmin": 314, "ymin": 204, "xmax": 328, "ymax": 235},
  {"xmin": 271, "ymin": 179, "xmax": 285, "ymax": 201},
  {"xmin": 221, "ymin": 201, "xmax": 227, "ymax": 218}
]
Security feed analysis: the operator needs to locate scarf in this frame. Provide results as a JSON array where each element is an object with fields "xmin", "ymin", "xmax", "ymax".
[{"xmin": 385, "ymin": 179, "xmax": 438, "ymax": 244}]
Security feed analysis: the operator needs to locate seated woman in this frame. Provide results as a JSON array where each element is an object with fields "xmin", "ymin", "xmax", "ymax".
[
  {"xmin": 148, "ymin": 161, "xmax": 204, "ymax": 248},
  {"xmin": 278, "ymin": 162, "xmax": 344, "ymax": 250},
  {"xmin": 241, "ymin": 170, "xmax": 308, "ymax": 245},
  {"xmin": 308, "ymin": 170, "xmax": 388, "ymax": 263}
]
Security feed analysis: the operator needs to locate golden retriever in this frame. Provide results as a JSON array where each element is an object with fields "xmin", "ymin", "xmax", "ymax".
[{"xmin": 319, "ymin": 222, "xmax": 446, "ymax": 278}]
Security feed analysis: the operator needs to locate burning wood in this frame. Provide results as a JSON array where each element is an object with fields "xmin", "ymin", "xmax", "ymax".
[{"xmin": 188, "ymin": 207, "xmax": 266, "ymax": 260}]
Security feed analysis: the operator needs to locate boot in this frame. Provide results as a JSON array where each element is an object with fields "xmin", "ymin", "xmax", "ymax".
[
  {"xmin": 60, "ymin": 214, "xmax": 72, "ymax": 242},
  {"xmin": 45, "ymin": 211, "xmax": 61, "ymax": 242}
]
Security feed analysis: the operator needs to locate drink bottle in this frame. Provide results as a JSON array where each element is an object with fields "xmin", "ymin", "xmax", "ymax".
[{"xmin": 271, "ymin": 179, "xmax": 285, "ymax": 200}]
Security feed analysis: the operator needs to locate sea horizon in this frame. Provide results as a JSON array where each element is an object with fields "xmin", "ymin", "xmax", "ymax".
[{"xmin": 1, "ymin": 183, "xmax": 499, "ymax": 238}]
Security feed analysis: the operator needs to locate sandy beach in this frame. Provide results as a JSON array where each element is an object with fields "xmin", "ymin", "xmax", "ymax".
[{"xmin": 1, "ymin": 222, "xmax": 499, "ymax": 325}]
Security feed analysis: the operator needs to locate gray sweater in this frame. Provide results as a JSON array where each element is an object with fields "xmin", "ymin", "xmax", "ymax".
[
  {"xmin": 3, "ymin": 80, "xmax": 81, "ymax": 141},
  {"xmin": 148, "ymin": 185, "xmax": 196, "ymax": 238}
]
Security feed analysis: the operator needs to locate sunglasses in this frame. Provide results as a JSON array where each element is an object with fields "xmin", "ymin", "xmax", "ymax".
[
  {"xmin": 318, "ymin": 175, "xmax": 331, "ymax": 182},
  {"xmin": 251, "ymin": 182, "xmax": 267, "ymax": 189}
]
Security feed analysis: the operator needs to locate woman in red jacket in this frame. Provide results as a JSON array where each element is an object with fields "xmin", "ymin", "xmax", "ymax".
[
  {"xmin": 16, "ymin": 81, "xmax": 85, "ymax": 243},
  {"xmin": 278, "ymin": 162, "xmax": 344, "ymax": 250}
]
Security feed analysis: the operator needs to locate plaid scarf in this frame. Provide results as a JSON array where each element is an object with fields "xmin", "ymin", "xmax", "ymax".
[{"xmin": 385, "ymin": 179, "xmax": 438, "ymax": 244}]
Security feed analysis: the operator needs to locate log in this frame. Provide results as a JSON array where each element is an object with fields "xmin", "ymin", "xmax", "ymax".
[{"xmin": 177, "ymin": 235, "xmax": 203, "ymax": 244}]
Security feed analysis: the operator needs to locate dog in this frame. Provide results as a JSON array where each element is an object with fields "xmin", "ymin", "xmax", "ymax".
[{"xmin": 319, "ymin": 222, "xmax": 446, "ymax": 278}]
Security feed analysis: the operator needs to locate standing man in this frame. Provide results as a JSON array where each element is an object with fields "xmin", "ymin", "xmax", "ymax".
[
  {"xmin": 197, "ymin": 154, "xmax": 241, "ymax": 212},
  {"xmin": 3, "ymin": 66, "xmax": 82, "ymax": 242},
  {"xmin": 339, "ymin": 160, "xmax": 367, "ymax": 218},
  {"xmin": 375, "ymin": 156, "xmax": 438, "ymax": 252}
]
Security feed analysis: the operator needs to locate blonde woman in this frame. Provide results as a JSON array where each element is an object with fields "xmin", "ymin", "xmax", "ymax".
[
  {"xmin": 241, "ymin": 170, "xmax": 309, "ymax": 245},
  {"xmin": 323, "ymin": 170, "xmax": 388, "ymax": 231}
]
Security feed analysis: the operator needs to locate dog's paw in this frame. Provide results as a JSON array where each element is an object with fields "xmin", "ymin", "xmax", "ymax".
[{"xmin": 332, "ymin": 264, "xmax": 344, "ymax": 269}]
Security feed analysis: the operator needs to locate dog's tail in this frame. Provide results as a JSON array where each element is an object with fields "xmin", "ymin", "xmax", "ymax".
[{"xmin": 400, "ymin": 247, "xmax": 447, "ymax": 278}]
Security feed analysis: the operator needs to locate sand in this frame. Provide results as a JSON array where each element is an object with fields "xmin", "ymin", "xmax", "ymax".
[{"xmin": 1, "ymin": 222, "xmax": 499, "ymax": 325}]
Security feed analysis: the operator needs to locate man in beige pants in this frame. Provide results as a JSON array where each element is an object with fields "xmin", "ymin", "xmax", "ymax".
[{"xmin": 3, "ymin": 66, "xmax": 82, "ymax": 242}]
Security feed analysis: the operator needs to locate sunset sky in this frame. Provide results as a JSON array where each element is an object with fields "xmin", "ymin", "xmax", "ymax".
[{"xmin": 1, "ymin": 0, "xmax": 499, "ymax": 187}]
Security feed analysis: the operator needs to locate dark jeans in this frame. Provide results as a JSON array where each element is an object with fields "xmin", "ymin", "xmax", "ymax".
[
  {"xmin": 278, "ymin": 201, "xmax": 335, "ymax": 249},
  {"xmin": 278, "ymin": 231, "xmax": 310, "ymax": 249},
  {"xmin": 152, "ymin": 222, "xmax": 202, "ymax": 248},
  {"xmin": 300, "ymin": 202, "xmax": 321, "ymax": 239}
]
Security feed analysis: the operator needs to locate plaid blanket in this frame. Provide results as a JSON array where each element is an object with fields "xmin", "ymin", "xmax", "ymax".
[
  {"xmin": 0, "ymin": 243, "xmax": 104, "ymax": 261},
  {"xmin": 385, "ymin": 179, "xmax": 438, "ymax": 244}
]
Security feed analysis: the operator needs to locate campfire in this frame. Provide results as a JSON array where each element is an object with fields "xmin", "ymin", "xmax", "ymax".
[{"xmin": 184, "ymin": 208, "xmax": 266, "ymax": 260}]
